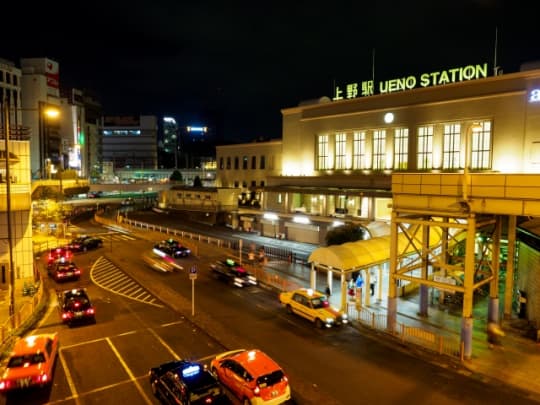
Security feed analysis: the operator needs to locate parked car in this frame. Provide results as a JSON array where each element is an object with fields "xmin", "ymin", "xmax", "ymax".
[
  {"xmin": 279, "ymin": 288, "xmax": 348, "ymax": 328},
  {"xmin": 58, "ymin": 288, "xmax": 96, "ymax": 326},
  {"xmin": 0, "ymin": 333, "xmax": 59, "ymax": 392},
  {"xmin": 210, "ymin": 349, "xmax": 291, "ymax": 405},
  {"xmin": 149, "ymin": 360, "xmax": 228, "ymax": 404},
  {"xmin": 67, "ymin": 236, "xmax": 103, "ymax": 252},
  {"xmin": 210, "ymin": 259, "xmax": 257, "ymax": 287}
]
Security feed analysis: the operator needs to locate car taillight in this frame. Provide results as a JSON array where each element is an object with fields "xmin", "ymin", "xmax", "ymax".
[
  {"xmin": 75, "ymin": 269, "xmax": 81, "ymax": 275},
  {"xmin": 253, "ymin": 386, "xmax": 260, "ymax": 396},
  {"xmin": 0, "ymin": 380, "xmax": 6, "ymax": 390},
  {"xmin": 62, "ymin": 312, "xmax": 72, "ymax": 319},
  {"xmin": 57, "ymin": 273, "xmax": 64, "ymax": 278},
  {"xmin": 86, "ymin": 308, "xmax": 95, "ymax": 315},
  {"xmin": 39, "ymin": 374, "xmax": 49, "ymax": 383}
]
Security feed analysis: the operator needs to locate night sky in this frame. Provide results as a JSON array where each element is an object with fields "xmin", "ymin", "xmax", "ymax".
[{"xmin": 2, "ymin": 1, "xmax": 538, "ymax": 144}]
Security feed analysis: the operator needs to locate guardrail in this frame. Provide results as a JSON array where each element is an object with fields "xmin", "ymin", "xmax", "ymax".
[
  {"xmin": 0, "ymin": 275, "xmax": 44, "ymax": 348},
  {"xmin": 99, "ymin": 213, "xmax": 299, "ymax": 263},
  {"xmin": 346, "ymin": 301, "xmax": 463, "ymax": 361}
]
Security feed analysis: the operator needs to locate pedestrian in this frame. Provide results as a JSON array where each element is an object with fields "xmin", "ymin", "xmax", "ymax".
[
  {"xmin": 370, "ymin": 270, "xmax": 377, "ymax": 296},
  {"xmin": 487, "ymin": 322, "xmax": 505, "ymax": 348},
  {"xmin": 248, "ymin": 250, "xmax": 255, "ymax": 265},
  {"xmin": 325, "ymin": 285, "xmax": 331, "ymax": 296}
]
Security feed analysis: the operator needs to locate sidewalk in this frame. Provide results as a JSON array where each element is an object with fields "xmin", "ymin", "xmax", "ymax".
[{"xmin": 265, "ymin": 260, "xmax": 540, "ymax": 402}]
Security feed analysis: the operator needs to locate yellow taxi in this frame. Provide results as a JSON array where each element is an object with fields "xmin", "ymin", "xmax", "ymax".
[
  {"xmin": 279, "ymin": 288, "xmax": 348, "ymax": 328},
  {"xmin": 0, "ymin": 333, "xmax": 59, "ymax": 392}
]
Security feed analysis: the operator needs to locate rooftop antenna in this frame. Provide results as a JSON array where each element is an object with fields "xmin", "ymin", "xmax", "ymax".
[
  {"xmin": 372, "ymin": 48, "xmax": 376, "ymax": 84},
  {"xmin": 493, "ymin": 26, "xmax": 501, "ymax": 76}
]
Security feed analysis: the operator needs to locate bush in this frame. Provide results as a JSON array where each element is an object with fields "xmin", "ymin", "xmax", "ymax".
[{"xmin": 325, "ymin": 223, "xmax": 368, "ymax": 246}]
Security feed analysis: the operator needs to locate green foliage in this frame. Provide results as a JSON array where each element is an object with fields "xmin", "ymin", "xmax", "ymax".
[
  {"xmin": 325, "ymin": 223, "xmax": 368, "ymax": 246},
  {"xmin": 193, "ymin": 175, "xmax": 202, "ymax": 187},
  {"xmin": 63, "ymin": 186, "xmax": 90, "ymax": 198},
  {"xmin": 170, "ymin": 170, "xmax": 183, "ymax": 182}
]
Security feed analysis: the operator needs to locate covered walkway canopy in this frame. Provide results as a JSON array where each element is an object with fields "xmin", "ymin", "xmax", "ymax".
[{"xmin": 308, "ymin": 226, "xmax": 443, "ymax": 274}]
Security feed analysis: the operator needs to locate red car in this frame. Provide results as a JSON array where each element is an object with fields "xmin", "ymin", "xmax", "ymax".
[{"xmin": 0, "ymin": 333, "xmax": 59, "ymax": 392}]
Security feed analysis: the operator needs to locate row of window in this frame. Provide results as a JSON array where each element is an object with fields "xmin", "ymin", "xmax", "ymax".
[
  {"xmin": 317, "ymin": 121, "xmax": 492, "ymax": 171},
  {"xmin": 102, "ymin": 129, "xmax": 142, "ymax": 136},
  {"xmin": 219, "ymin": 155, "xmax": 268, "ymax": 170},
  {"xmin": 0, "ymin": 70, "xmax": 19, "ymax": 86}
]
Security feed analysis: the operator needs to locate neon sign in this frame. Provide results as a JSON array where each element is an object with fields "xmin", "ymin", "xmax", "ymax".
[{"xmin": 333, "ymin": 63, "xmax": 489, "ymax": 101}]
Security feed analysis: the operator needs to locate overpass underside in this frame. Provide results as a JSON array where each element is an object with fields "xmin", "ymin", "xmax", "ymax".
[{"xmin": 389, "ymin": 173, "xmax": 539, "ymax": 359}]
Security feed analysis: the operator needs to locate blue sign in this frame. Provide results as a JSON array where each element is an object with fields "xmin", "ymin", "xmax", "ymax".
[{"xmin": 356, "ymin": 277, "xmax": 364, "ymax": 288}]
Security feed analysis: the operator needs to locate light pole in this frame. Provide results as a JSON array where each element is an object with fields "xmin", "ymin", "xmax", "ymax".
[{"xmin": 2, "ymin": 99, "xmax": 16, "ymax": 316}]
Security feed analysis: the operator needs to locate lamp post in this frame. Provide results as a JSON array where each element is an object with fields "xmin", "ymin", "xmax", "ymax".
[{"xmin": 2, "ymin": 100, "xmax": 16, "ymax": 316}]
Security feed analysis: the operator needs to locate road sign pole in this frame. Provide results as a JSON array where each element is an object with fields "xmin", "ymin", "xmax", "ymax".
[
  {"xmin": 189, "ymin": 265, "xmax": 198, "ymax": 316},
  {"xmin": 191, "ymin": 278, "xmax": 195, "ymax": 316}
]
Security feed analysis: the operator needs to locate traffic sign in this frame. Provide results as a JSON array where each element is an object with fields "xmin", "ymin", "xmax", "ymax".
[{"xmin": 189, "ymin": 265, "xmax": 198, "ymax": 280}]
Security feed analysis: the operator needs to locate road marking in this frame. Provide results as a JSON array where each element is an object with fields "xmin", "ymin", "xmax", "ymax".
[
  {"xmin": 91, "ymin": 256, "xmax": 164, "ymax": 308},
  {"xmin": 148, "ymin": 328, "xmax": 181, "ymax": 360},
  {"xmin": 105, "ymin": 337, "xmax": 153, "ymax": 405},
  {"xmin": 58, "ymin": 349, "xmax": 81, "ymax": 405}
]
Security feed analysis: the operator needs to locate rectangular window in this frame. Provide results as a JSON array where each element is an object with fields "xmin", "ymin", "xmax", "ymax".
[
  {"xmin": 234, "ymin": 157, "xmax": 239, "ymax": 170},
  {"xmin": 226, "ymin": 157, "xmax": 231, "ymax": 169},
  {"xmin": 353, "ymin": 131, "xmax": 366, "ymax": 169},
  {"xmin": 471, "ymin": 121, "xmax": 492, "ymax": 169},
  {"xmin": 335, "ymin": 133, "xmax": 347, "ymax": 169},
  {"xmin": 219, "ymin": 157, "xmax": 224, "ymax": 170},
  {"xmin": 372, "ymin": 130, "xmax": 386, "ymax": 170},
  {"xmin": 243, "ymin": 156, "xmax": 248, "ymax": 169},
  {"xmin": 260, "ymin": 155, "xmax": 266, "ymax": 169},
  {"xmin": 417, "ymin": 126, "xmax": 433, "ymax": 170},
  {"xmin": 394, "ymin": 128, "xmax": 409, "ymax": 170},
  {"xmin": 251, "ymin": 156, "xmax": 256, "ymax": 169},
  {"xmin": 443, "ymin": 123, "xmax": 461, "ymax": 169},
  {"xmin": 317, "ymin": 135, "xmax": 329, "ymax": 170}
]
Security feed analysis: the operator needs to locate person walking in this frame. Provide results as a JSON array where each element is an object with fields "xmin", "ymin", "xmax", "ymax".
[{"xmin": 370, "ymin": 269, "xmax": 377, "ymax": 296}]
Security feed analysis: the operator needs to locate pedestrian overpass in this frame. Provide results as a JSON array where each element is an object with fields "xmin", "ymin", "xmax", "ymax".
[{"xmin": 308, "ymin": 172, "xmax": 540, "ymax": 359}]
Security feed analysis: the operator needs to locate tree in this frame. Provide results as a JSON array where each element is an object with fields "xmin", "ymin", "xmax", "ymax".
[
  {"xmin": 170, "ymin": 170, "xmax": 183, "ymax": 182},
  {"xmin": 193, "ymin": 175, "xmax": 202, "ymax": 187},
  {"xmin": 325, "ymin": 223, "xmax": 368, "ymax": 246}
]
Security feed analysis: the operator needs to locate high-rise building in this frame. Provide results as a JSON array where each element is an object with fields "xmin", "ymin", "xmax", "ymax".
[{"xmin": 101, "ymin": 115, "xmax": 158, "ymax": 171}]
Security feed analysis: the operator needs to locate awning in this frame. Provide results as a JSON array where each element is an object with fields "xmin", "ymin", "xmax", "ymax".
[{"xmin": 308, "ymin": 224, "xmax": 443, "ymax": 272}]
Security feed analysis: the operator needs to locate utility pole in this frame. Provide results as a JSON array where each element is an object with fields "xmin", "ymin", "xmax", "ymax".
[{"xmin": 2, "ymin": 100, "xmax": 15, "ymax": 316}]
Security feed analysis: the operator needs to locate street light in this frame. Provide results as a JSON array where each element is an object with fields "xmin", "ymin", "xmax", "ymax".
[{"xmin": 38, "ymin": 101, "xmax": 60, "ymax": 180}]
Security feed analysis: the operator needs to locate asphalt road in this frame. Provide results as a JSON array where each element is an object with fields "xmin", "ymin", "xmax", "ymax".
[{"xmin": 1, "ymin": 221, "xmax": 538, "ymax": 404}]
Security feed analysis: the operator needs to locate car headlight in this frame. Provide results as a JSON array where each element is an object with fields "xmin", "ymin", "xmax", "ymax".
[
  {"xmin": 342, "ymin": 313, "xmax": 348, "ymax": 320},
  {"xmin": 326, "ymin": 318, "xmax": 334, "ymax": 324}
]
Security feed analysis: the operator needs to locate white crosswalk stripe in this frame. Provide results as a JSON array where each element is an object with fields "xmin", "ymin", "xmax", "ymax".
[
  {"xmin": 90, "ymin": 256, "xmax": 163, "ymax": 307},
  {"xmin": 93, "ymin": 231, "xmax": 137, "ymax": 242}
]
